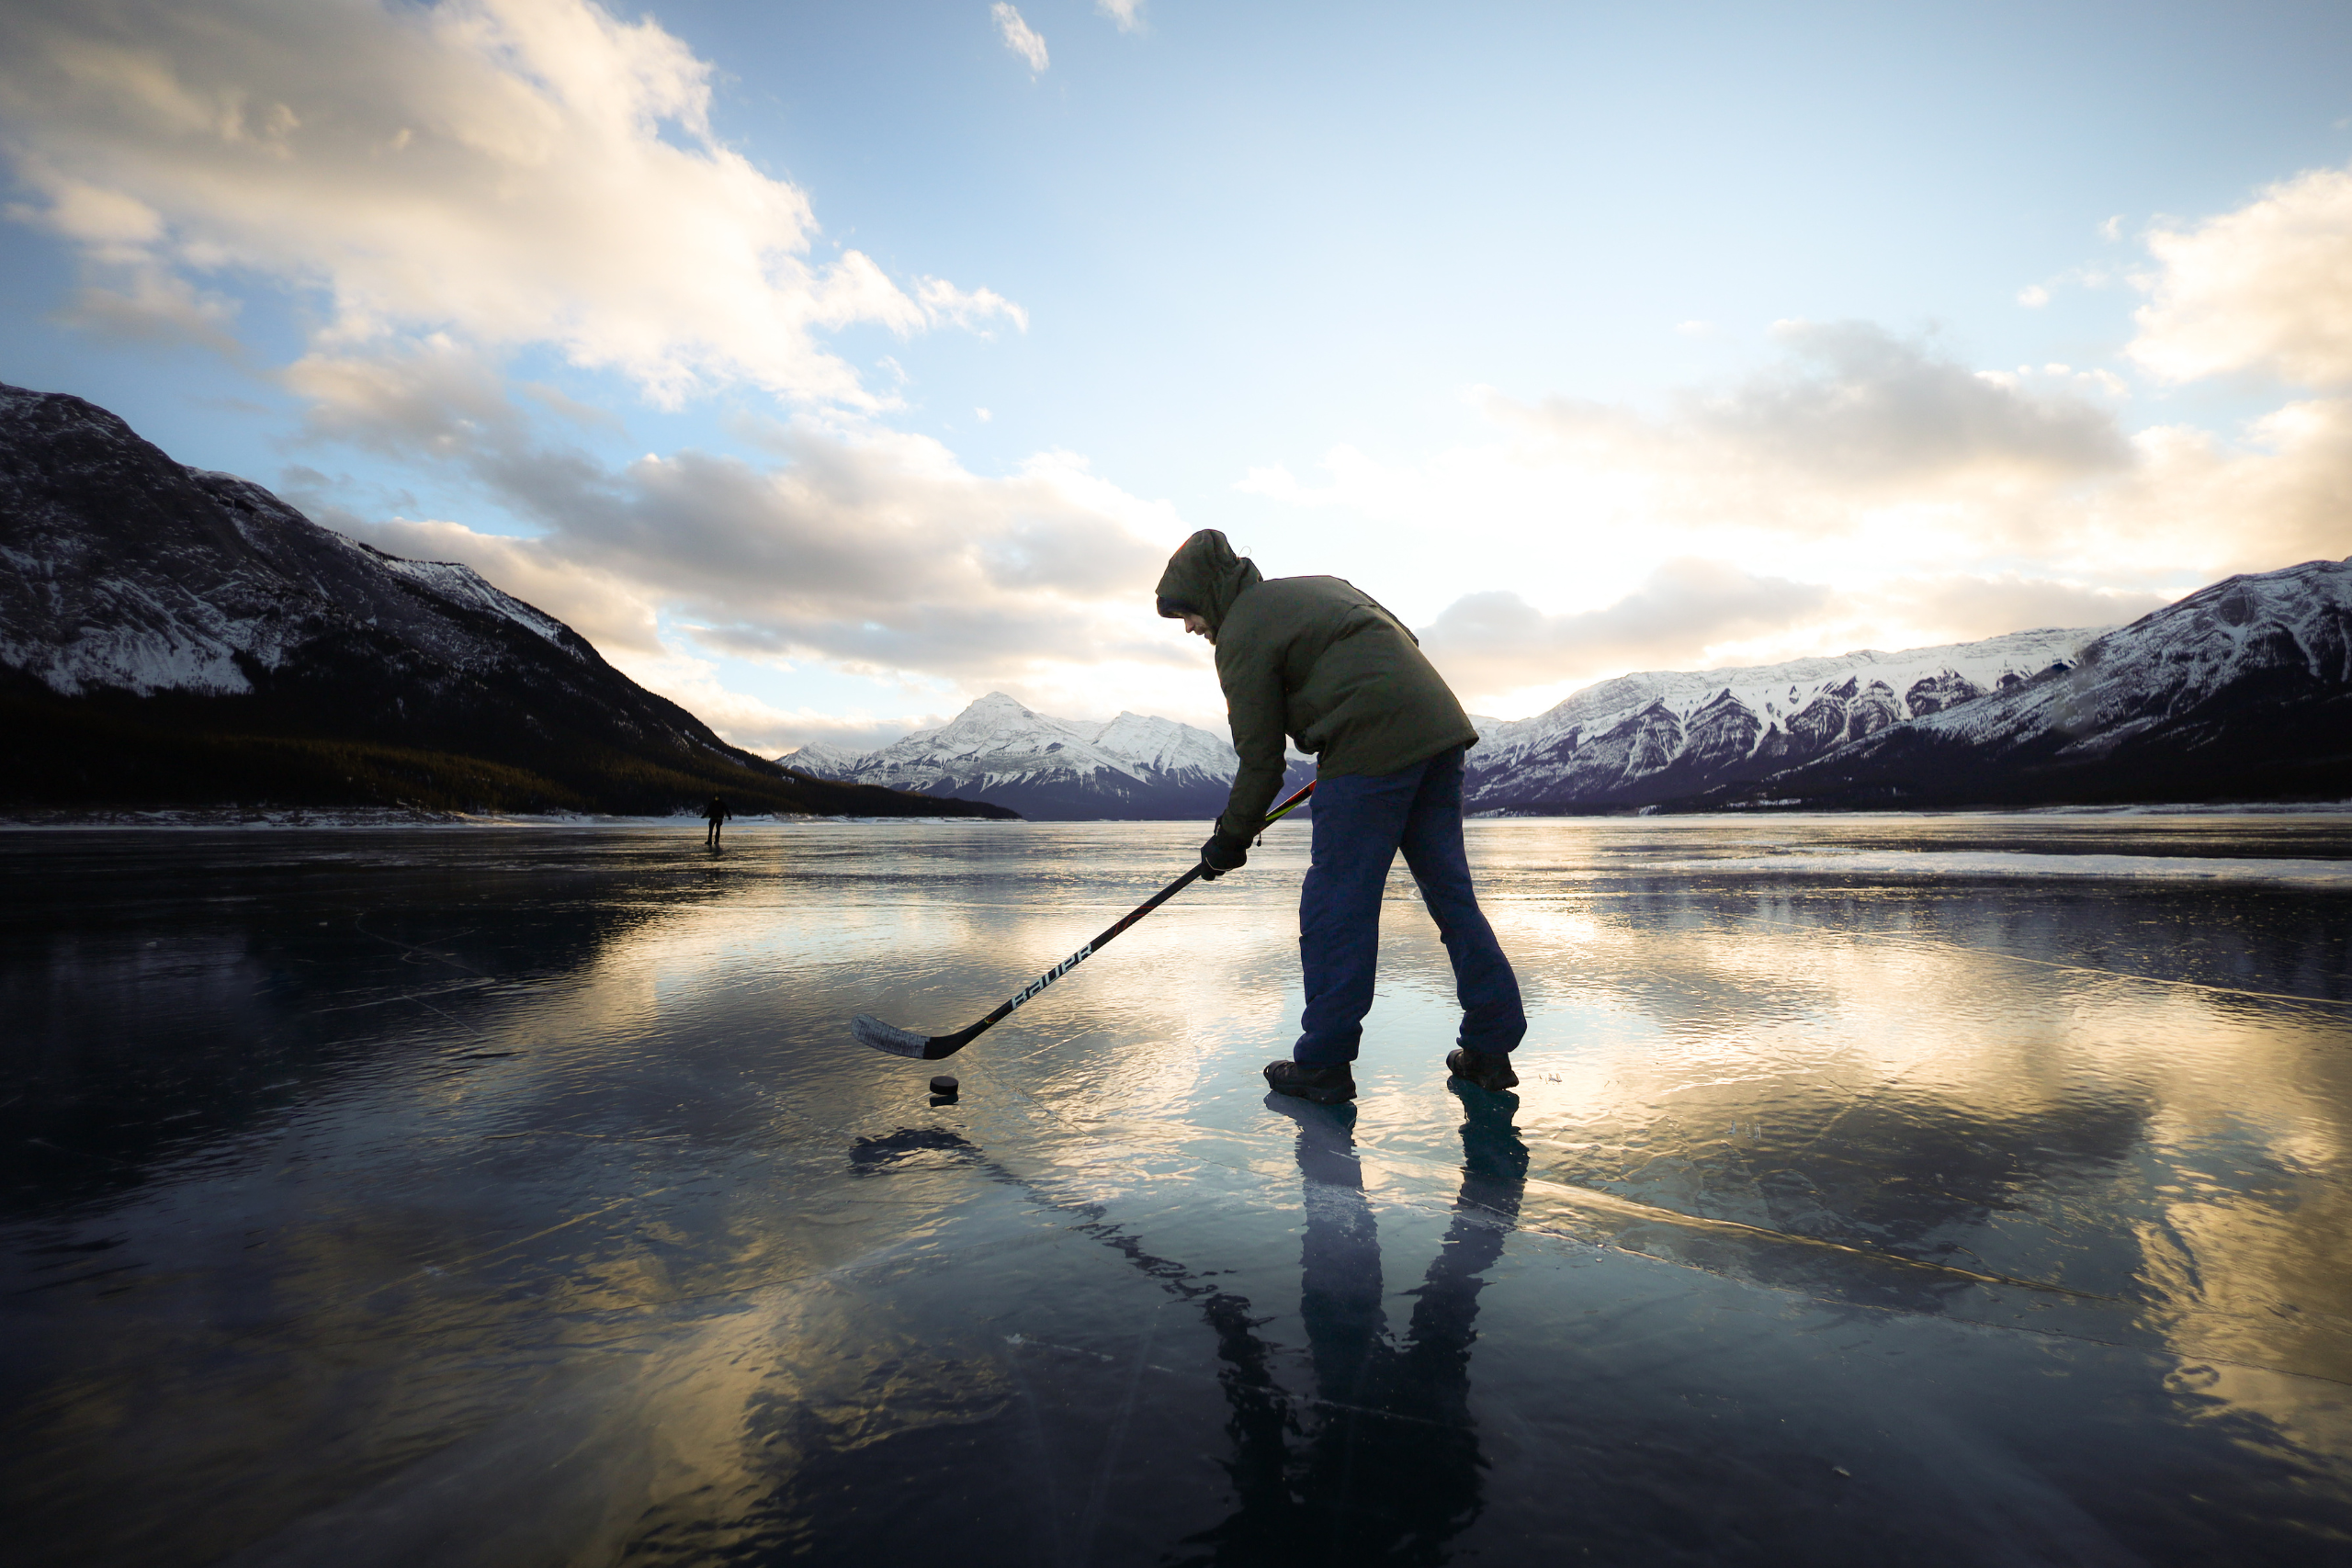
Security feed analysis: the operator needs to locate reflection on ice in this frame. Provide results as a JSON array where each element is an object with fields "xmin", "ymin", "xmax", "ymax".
[
  {"xmin": 4, "ymin": 815, "xmax": 2351, "ymax": 1564},
  {"xmin": 1642, "ymin": 848, "xmax": 2352, "ymax": 888}
]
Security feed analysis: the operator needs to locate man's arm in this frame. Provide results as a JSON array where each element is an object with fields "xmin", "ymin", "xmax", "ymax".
[{"xmin": 1216, "ymin": 638, "xmax": 1291, "ymax": 841}]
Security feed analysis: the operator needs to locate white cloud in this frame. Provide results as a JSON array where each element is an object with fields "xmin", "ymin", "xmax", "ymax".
[
  {"xmin": 2095, "ymin": 397, "xmax": 2352, "ymax": 573},
  {"xmin": 1419, "ymin": 560, "xmax": 1833, "ymax": 705},
  {"xmin": 283, "ymin": 334, "xmax": 524, "ymax": 458},
  {"xmin": 297, "ymin": 354, "xmax": 1219, "ymax": 742},
  {"xmin": 350, "ymin": 513, "xmax": 665, "ymax": 657},
  {"xmin": 520, "ymin": 380, "xmax": 623, "ymax": 431},
  {"xmin": 60, "ymin": 262, "xmax": 243, "ymax": 353},
  {"xmin": 1239, "ymin": 321, "xmax": 2131, "ymax": 546},
  {"xmin": 769, "ymin": 710, "xmax": 956, "ymax": 758},
  {"xmin": 0, "ymin": 0, "xmax": 1020, "ymax": 408},
  {"xmin": 589, "ymin": 647, "xmax": 933, "ymax": 756},
  {"xmin": 307, "ymin": 483, "xmax": 1068, "ymax": 755},
  {"xmin": 1690, "ymin": 321, "xmax": 2131, "ymax": 484},
  {"xmin": 2009, "ymin": 264, "xmax": 2119, "ymax": 312},
  {"xmin": 2128, "ymin": 164, "xmax": 2352, "ymax": 387},
  {"xmin": 992, "ymin": 4, "xmax": 1049, "ymax": 73},
  {"xmin": 1241, "ymin": 317, "xmax": 2352, "ymax": 710},
  {"xmin": 917, "ymin": 276, "xmax": 1030, "ymax": 334},
  {"xmin": 1870, "ymin": 572, "xmax": 2171, "ymax": 637},
  {"xmin": 1095, "ymin": 0, "xmax": 1147, "ymax": 34},
  {"xmin": 1414, "ymin": 565, "xmax": 2179, "ymax": 716},
  {"xmin": 274, "ymin": 257, "xmax": 2333, "ymax": 730},
  {"xmin": 16, "ymin": 8, "xmax": 2337, "ymax": 741}
]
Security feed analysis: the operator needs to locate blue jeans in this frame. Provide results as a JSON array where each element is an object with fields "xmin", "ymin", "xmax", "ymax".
[{"xmin": 1295, "ymin": 745, "xmax": 1526, "ymax": 1066}]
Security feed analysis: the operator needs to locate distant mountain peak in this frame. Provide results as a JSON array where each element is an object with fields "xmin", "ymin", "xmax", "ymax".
[{"xmin": 781, "ymin": 692, "xmax": 1310, "ymax": 819}]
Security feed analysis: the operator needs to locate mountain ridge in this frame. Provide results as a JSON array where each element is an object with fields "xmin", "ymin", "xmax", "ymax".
[
  {"xmin": 0, "ymin": 382, "xmax": 1012, "ymax": 819},
  {"xmin": 793, "ymin": 575, "xmax": 2349, "ymax": 818},
  {"xmin": 783, "ymin": 692, "xmax": 1316, "ymax": 821},
  {"xmin": 1461, "ymin": 625, "xmax": 2102, "ymax": 812},
  {"xmin": 783, "ymin": 627, "xmax": 2090, "ymax": 820},
  {"xmin": 1677, "ymin": 556, "xmax": 2352, "ymax": 811}
]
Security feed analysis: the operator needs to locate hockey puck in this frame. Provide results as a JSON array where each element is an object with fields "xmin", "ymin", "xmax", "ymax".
[{"xmin": 929, "ymin": 1074, "xmax": 960, "ymax": 1096}]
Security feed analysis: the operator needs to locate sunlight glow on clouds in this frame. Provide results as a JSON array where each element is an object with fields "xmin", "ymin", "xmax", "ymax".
[
  {"xmin": 290, "ymin": 344, "xmax": 1212, "ymax": 749},
  {"xmin": 4, "ymin": 3, "xmax": 2346, "ymax": 750},
  {"xmin": 1420, "ymin": 560, "xmax": 1835, "ymax": 704},
  {"xmin": 0, "ymin": 0, "xmax": 1020, "ymax": 408},
  {"xmin": 571, "ymin": 645, "xmax": 944, "ymax": 757},
  {"xmin": 1242, "ymin": 310, "xmax": 2352, "ymax": 715},
  {"xmin": 2129, "ymin": 164, "xmax": 2352, "ymax": 387}
]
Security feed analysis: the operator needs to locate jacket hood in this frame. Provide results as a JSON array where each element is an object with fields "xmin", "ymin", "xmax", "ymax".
[{"xmin": 1153, "ymin": 529, "xmax": 1262, "ymax": 635}]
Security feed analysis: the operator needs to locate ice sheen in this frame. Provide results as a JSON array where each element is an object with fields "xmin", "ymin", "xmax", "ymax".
[
  {"xmin": 8, "ymin": 817, "xmax": 2352, "ymax": 1563},
  {"xmin": 1642, "ymin": 849, "xmax": 2352, "ymax": 889}
]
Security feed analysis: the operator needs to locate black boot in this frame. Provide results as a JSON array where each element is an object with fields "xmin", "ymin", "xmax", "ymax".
[
  {"xmin": 1446, "ymin": 1046, "xmax": 1519, "ymax": 1092},
  {"xmin": 1264, "ymin": 1059, "xmax": 1357, "ymax": 1104}
]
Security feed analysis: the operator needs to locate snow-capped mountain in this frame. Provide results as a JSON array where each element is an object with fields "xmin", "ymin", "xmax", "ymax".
[
  {"xmin": 782, "ymin": 692, "xmax": 1316, "ymax": 820},
  {"xmin": 790, "ymin": 628, "xmax": 2119, "ymax": 819},
  {"xmin": 782, "ymin": 556, "xmax": 2348, "ymax": 819},
  {"xmin": 1691, "ymin": 557, "xmax": 2352, "ymax": 810},
  {"xmin": 0, "ymin": 382, "xmax": 1008, "ymax": 818},
  {"xmin": 775, "ymin": 739, "xmax": 867, "ymax": 779},
  {"xmin": 1460, "ymin": 628, "xmax": 2102, "ymax": 811}
]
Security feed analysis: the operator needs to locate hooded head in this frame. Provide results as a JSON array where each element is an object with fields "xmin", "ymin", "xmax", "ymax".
[{"xmin": 1154, "ymin": 529, "xmax": 1262, "ymax": 637}]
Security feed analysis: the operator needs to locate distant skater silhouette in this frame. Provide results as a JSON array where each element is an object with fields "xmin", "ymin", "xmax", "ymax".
[{"xmin": 703, "ymin": 795, "xmax": 731, "ymax": 847}]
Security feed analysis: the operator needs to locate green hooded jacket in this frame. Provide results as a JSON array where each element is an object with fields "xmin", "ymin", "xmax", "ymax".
[{"xmin": 1154, "ymin": 530, "xmax": 1478, "ymax": 839}]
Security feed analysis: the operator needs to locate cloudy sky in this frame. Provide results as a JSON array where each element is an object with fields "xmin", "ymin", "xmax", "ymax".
[{"xmin": 4, "ymin": 0, "xmax": 2349, "ymax": 750}]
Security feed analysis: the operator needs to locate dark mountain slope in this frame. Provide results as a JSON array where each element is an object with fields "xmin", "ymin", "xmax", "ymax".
[
  {"xmin": 1679, "ymin": 557, "xmax": 2352, "ymax": 811},
  {"xmin": 0, "ymin": 383, "xmax": 1010, "ymax": 818}
]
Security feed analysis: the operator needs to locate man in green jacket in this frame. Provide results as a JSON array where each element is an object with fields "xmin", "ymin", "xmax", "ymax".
[{"xmin": 1156, "ymin": 529, "xmax": 1525, "ymax": 1104}]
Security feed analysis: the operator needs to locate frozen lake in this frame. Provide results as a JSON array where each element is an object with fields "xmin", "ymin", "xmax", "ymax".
[{"xmin": 6, "ymin": 814, "xmax": 2351, "ymax": 1566}]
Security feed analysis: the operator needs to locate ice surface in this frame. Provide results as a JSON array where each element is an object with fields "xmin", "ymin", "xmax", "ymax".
[
  {"xmin": 5, "ymin": 816, "xmax": 2351, "ymax": 1565},
  {"xmin": 1640, "ymin": 849, "xmax": 2352, "ymax": 888}
]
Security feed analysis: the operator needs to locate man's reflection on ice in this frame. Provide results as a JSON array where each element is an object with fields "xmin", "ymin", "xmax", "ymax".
[
  {"xmin": 843, "ymin": 1094, "xmax": 1530, "ymax": 1564},
  {"xmin": 1183, "ymin": 1088, "xmax": 1531, "ymax": 1563}
]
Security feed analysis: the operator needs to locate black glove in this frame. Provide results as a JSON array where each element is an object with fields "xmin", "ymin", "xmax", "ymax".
[{"xmin": 1198, "ymin": 829, "xmax": 1250, "ymax": 880}]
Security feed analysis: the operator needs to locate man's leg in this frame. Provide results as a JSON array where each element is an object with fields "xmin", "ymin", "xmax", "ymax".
[
  {"xmin": 1293, "ymin": 762, "xmax": 1425, "ymax": 1065},
  {"xmin": 1397, "ymin": 748, "xmax": 1525, "ymax": 1057}
]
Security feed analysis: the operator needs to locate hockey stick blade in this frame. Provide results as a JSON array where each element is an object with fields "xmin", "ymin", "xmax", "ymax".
[{"xmin": 852, "ymin": 1012, "xmax": 978, "ymax": 1061}]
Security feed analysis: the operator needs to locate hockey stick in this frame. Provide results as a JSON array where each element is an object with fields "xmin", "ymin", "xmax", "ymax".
[{"xmin": 852, "ymin": 780, "xmax": 1317, "ymax": 1061}]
